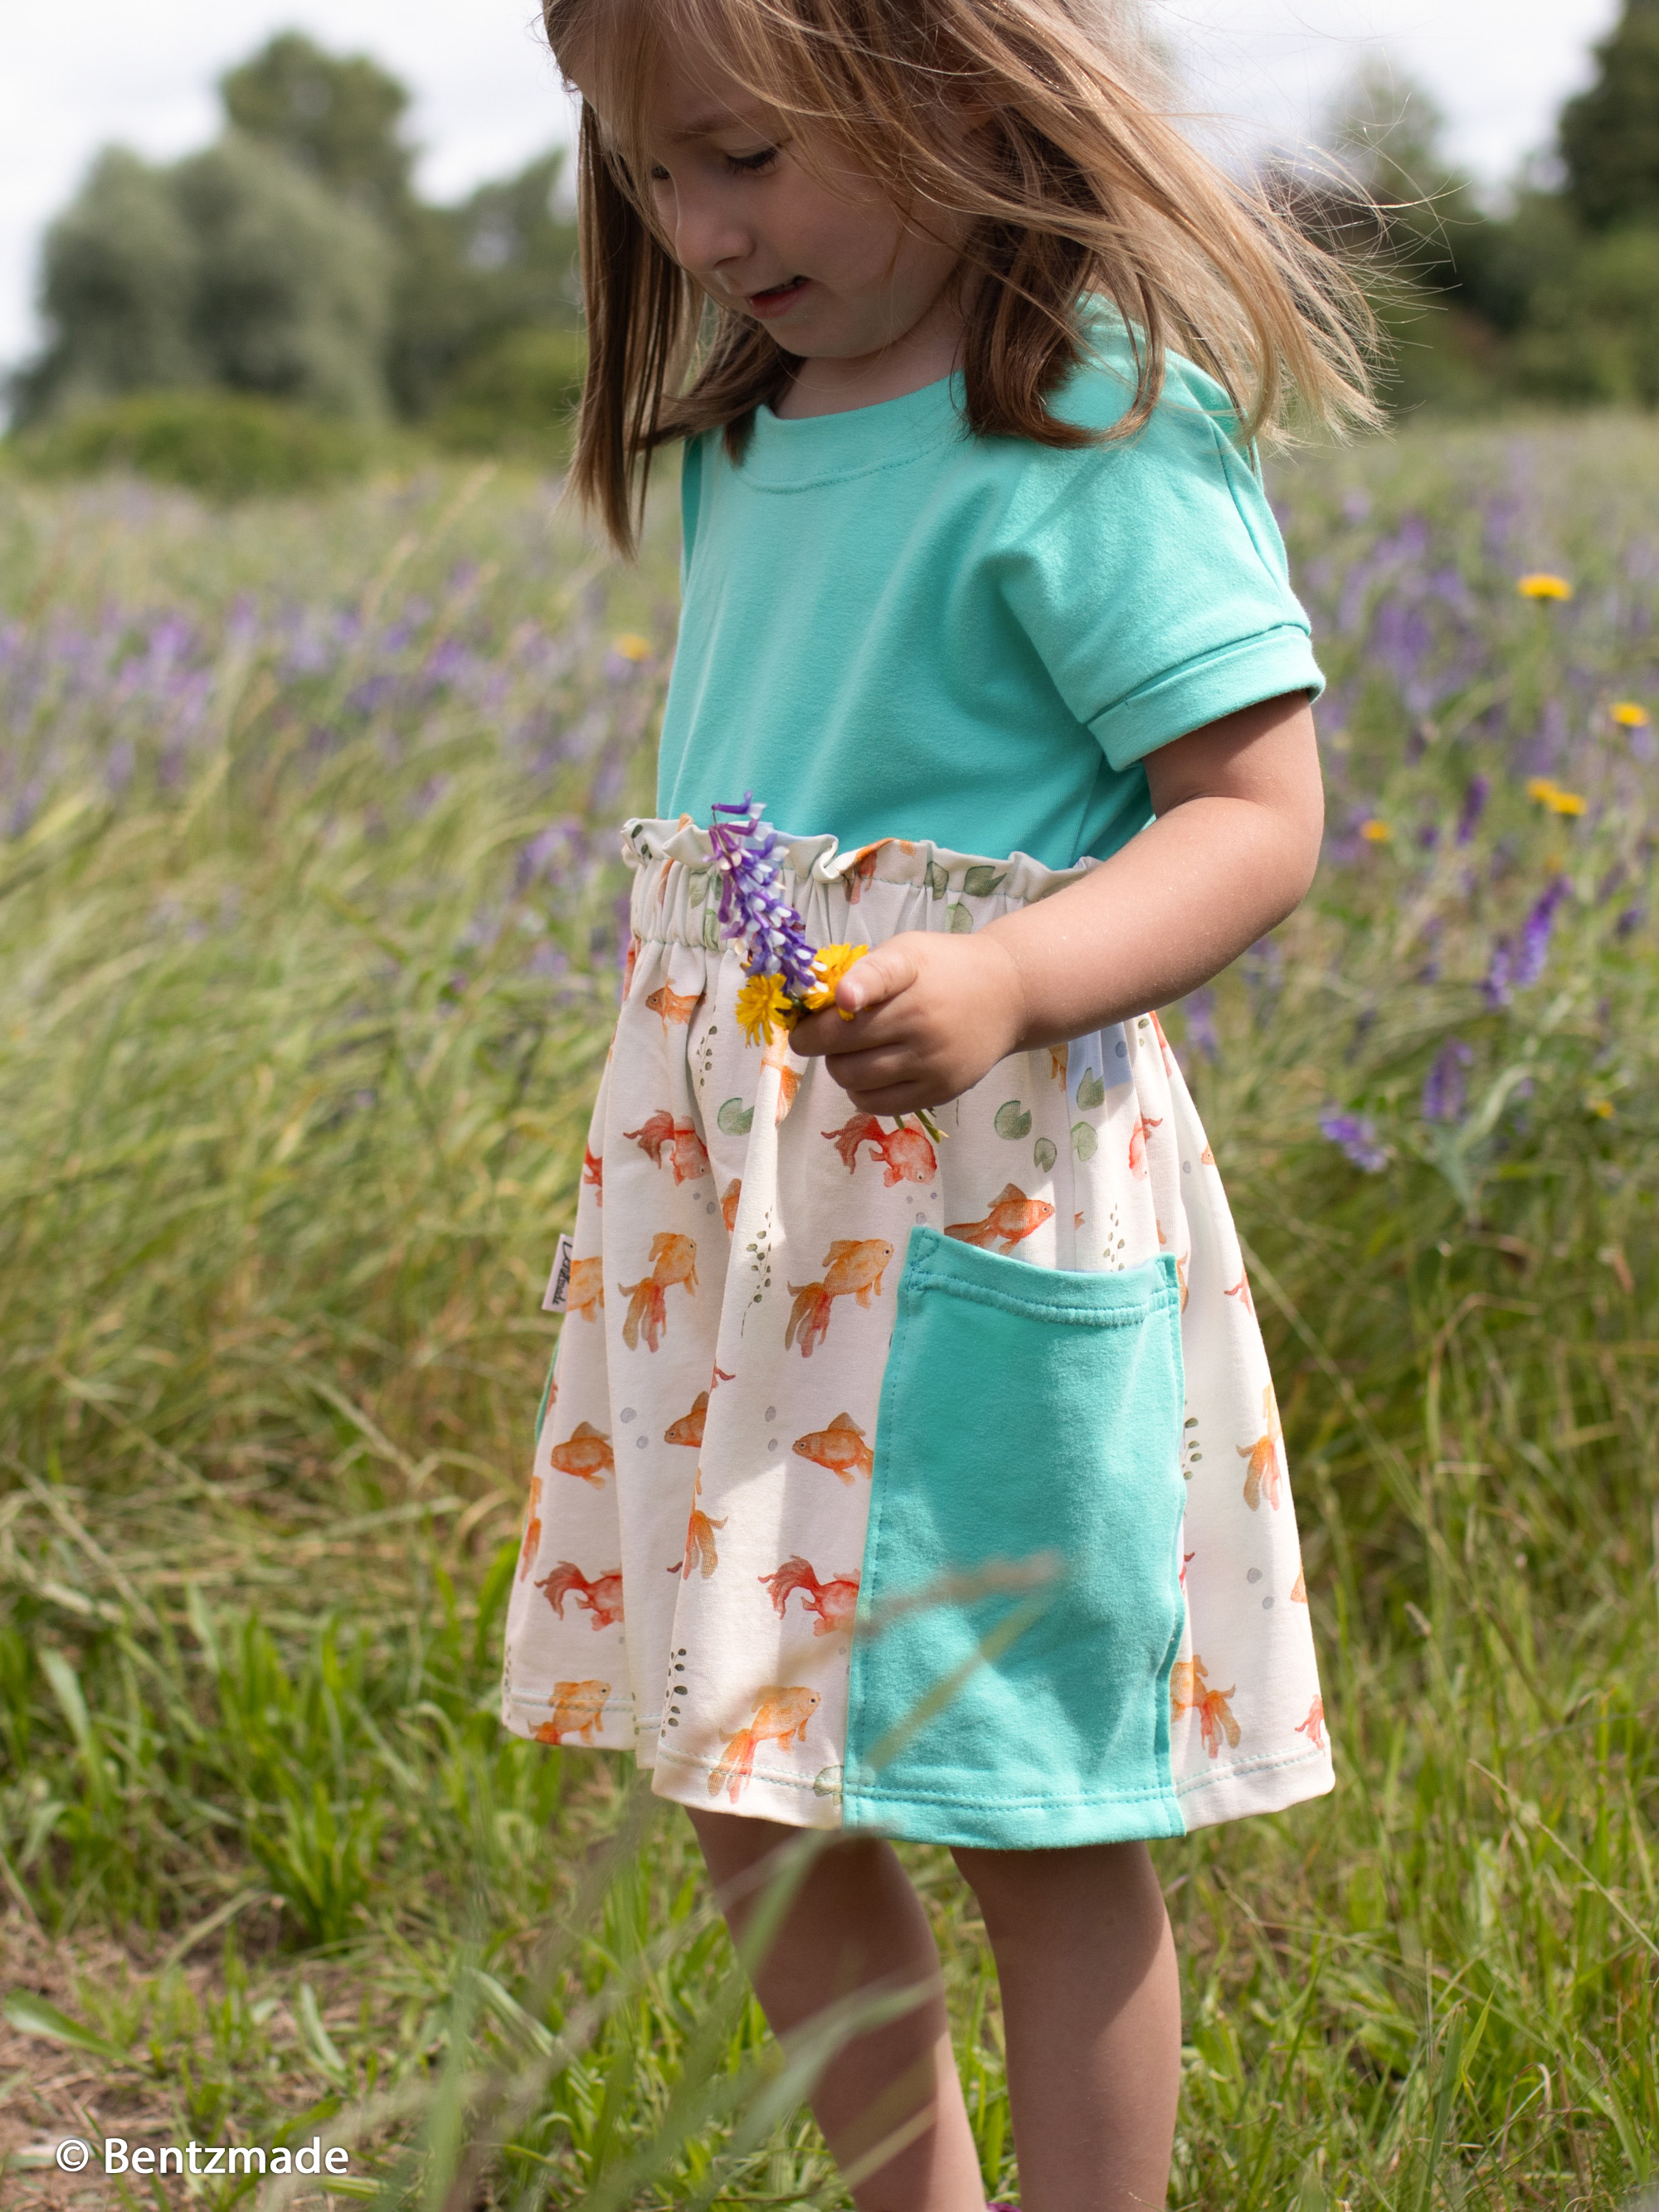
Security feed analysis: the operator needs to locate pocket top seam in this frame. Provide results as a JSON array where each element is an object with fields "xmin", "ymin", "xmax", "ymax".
[{"xmin": 902, "ymin": 1268, "xmax": 1179, "ymax": 1330}]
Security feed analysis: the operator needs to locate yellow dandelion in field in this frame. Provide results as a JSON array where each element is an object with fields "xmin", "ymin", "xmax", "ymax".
[
  {"xmin": 801, "ymin": 941, "xmax": 869, "ymax": 1017},
  {"xmin": 1525, "ymin": 778, "xmax": 1587, "ymax": 816},
  {"xmin": 1587, "ymin": 1096, "xmax": 1616, "ymax": 1120},
  {"xmin": 1359, "ymin": 819, "xmax": 1391, "ymax": 843},
  {"xmin": 1611, "ymin": 700, "xmax": 1650, "ymax": 727},
  {"xmin": 1516, "ymin": 573, "xmax": 1573, "ymax": 601},
  {"xmin": 611, "ymin": 632, "xmax": 652, "ymax": 662},
  {"xmin": 735, "ymin": 972, "xmax": 797, "ymax": 1045}
]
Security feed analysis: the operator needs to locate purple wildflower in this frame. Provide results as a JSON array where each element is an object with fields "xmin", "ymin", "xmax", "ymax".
[
  {"xmin": 1183, "ymin": 987, "xmax": 1219, "ymax": 1062},
  {"xmin": 708, "ymin": 795, "xmax": 820, "ymax": 998},
  {"xmin": 1616, "ymin": 905, "xmax": 1644, "ymax": 939},
  {"xmin": 1513, "ymin": 876, "xmax": 1570, "ymax": 989},
  {"xmin": 1422, "ymin": 1039, "xmax": 1473, "ymax": 1125},
  {"xmin": 1483, "ymin": 938, "xmax": 1514, "ymax": 1009},
  {"xmin": 1455, "ymin": 775, "xmax": 1489, "ymax": 847},
  {"xmin": 1318, "ymin": 1109, "xmax": 1389, "ymax": 1173}
]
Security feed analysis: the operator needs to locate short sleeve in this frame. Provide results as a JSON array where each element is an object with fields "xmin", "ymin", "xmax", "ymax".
[{"xmin": 995, "ymin": 352, "xmax": 1323, "ymax": 771}]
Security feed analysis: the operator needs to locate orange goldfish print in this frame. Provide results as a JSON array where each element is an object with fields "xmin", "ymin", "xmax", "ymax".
[
  {"xmin": 582, "ymin": 1145, "xmax": 603, "ymax": 1203},
  {"xmin": 822, "ymin": 1111, "xmax": 937, "ymax": 1186},
  {"xmin": 792, "ymin": 1412, "xmax": 875, "ymax": 1484},
  {"xmin": 1151, "ymin": 1009, "xmax": 1175, "ymax": 1070},
  {"xmin": 946, "ymin": 1183, "xmax": 1054, "ymax": 1255},
  {"xmin": 537, "ymin": 1561, "xmax": 624, "ymax": 1629},
  {"xmin": 533, "ymin": 1680, "xmax": 610, "ymax": 1745},
  {"xmin": 620, "ymin": 1231, "xmax": 698, "ymax": 1352},
  {"xmin": 621, "ymin": 937, "xmax": 640, "ymax": 999},
  {"xmin": 785, "ymin": 1239, "xmax": 894, "ymax": 1358},
  {"xmin": 708, "ymin": 1685, "xmax": 820, "ymax": 1803},
  {"xmin": 1128, "ymin": 1112, "xmax": 1163, "ymax": 1178},
  {"xmin": 1238, "ymin": 1383, "xmax": 1284, "ymax": 1511},
  {"xmin": 760, "ymin": 1557, "xmax": 860, "ymax": 1636},
  {"xmin": 721, "ymin": 1178, "xmax": 742, "ymax": 1230},
  {"xmin": 669, "ymin": 1469, "xmax": 726, "ymax": 1579},
  {"xmin": 625, "ymin": 1110, "xmax": 711, "ymax": 1184},
  {"xmin": 1296, "ymin": 1694, "xmax": 1325, "ymax": 1750},
  {"xmin": 664, "ymin": 1390, "xmax": 708, "ymax": 1448},
  {"xmin": 1048, "ymin": 1045, "xmax": 1068, "ymax": 1084},
  {"xmin": 567, "ymin": 1257, "xmax": 605, "ymax": 1323},
  {"xmin": 1290, "ymin": 1563, "xmax": 1307, "ymax": 1604},
  {"xmin": 844, "ymin": 842, "xmax": 891, "ymax": 903},
  {"xmin": 549, "ymin": 1421, "xmax": 614, "ymax": 1487},
  {"xmin": 1170, "ymin": 1655, "xmax": 1240, "ymax": 1759},
  {"xmin": 517, "ymin": 1475, "xmax": 542, "ymax": 1581},
  {"xmin": 1224, "ymin": 1272, "xmax": 1254, "ymax": 1315},
  {"xmin": 645, "ymin": 982, "xmax": 701, "ymax": 1028}
]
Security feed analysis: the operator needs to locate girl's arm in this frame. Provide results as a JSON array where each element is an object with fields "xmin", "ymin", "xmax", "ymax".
[{"xmin": 790, "ymin": 692, "xmax": 1323, "ymax": 1117}]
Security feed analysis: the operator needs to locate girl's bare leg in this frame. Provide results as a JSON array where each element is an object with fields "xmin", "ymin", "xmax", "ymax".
[
  {"xmin": 951, "ymin": 1840, "xmax": 1180, "ymax": 2212},
  {"xmin": 687, "ymin": 1808, "xmax": 988, "ymax": 2212}
]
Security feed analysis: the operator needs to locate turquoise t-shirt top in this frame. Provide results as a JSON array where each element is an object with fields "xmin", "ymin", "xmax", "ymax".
[{"xmin": 658, "ymin": 322, "xmax": 1322, "ymax": 871}]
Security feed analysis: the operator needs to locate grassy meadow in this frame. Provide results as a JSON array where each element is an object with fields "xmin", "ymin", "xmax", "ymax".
[{"xmin": 0, "ymin": 420, "xmax": 1656, "ymax": 2210}]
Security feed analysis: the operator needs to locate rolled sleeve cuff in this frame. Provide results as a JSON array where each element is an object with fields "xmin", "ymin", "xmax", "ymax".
[{"xmin": 1087, "ymin": 625, "xmax": 1326, "ymax": 771}]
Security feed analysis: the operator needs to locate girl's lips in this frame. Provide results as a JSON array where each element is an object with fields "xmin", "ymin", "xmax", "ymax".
[{"xmin": 747, "ymin": 275, "xmax": 809, "ymax": 318}]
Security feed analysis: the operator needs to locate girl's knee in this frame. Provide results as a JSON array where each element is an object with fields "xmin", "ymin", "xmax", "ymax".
[{"xmin": 951, "ymin": 1838, "xmax": 1160, "ymax": 1934}]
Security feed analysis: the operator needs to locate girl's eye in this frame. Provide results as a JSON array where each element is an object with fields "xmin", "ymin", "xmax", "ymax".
[{"xmin": 726, "ymin": 148, "xmax": 778, "ymax": 175}]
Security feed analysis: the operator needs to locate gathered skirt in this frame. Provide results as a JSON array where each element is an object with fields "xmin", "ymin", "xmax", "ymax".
[{"xmin": 500, "ymin": 819, "xmax": 1333, "ymax": 1846}]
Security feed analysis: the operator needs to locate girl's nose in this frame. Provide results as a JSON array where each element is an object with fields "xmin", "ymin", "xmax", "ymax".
[{"xmin": 670, "ymin": 191, "xmax": 751, "ymax": 284}]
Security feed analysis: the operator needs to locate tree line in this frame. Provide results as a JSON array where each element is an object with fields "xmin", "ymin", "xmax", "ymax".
[{"xmin": 9, "ymin": 33, "xmax": 582, "ymax": 447}]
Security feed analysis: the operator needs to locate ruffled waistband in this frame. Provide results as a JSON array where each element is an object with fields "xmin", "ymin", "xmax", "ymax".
[{"xmin": 622, "ymin": 815, "xmax": 1093, "ymax": 950}]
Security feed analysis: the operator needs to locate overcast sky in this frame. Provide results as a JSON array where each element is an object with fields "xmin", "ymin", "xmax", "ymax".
[{"xmin": 0, "ymin": 0, "xmax": 1623, "ymax": 374}]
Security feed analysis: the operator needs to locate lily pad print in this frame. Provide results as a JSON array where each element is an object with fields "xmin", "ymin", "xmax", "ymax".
[
  {"xmin": 1072, "ymin": 1121, "xmax": 1098, "ymax": 1162},
  {"xmin": 1075, "ymin": 1067, "xmax": 1106, "ymax": 1111},
  {"xmin": 946, "ymin": 902, "xmax": 974, "ymax": 934},
  {"xmin": 717, "ymin": 1097, "xmax": 755, "ymax": 1135},
  {"xmin": 1033, "ymin": 1135, "xmax": 1058, "ymax": 1173},
  {"xmin": 994, "ymin": 1100, "xmax": 1033, "ymax": 1139}
]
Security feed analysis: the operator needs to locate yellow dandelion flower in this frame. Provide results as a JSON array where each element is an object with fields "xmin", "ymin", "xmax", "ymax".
[
  {"xmin": 1611, "ymin": 700, "xmax": 1650, "ymax": 727},
  {"xmin": 1516, "ymin": 573, "xmax": 1573, "ymax": 601},
  {"xmin": 801, "ymin": 941, "xmax": 870, "ymax": 1018},
  {"xmin": 611, "ymin": 632, "xmax": 652, "ymax": 661},
  {"xmin": 1359, "ymin": 819, "xmax": 1391, "ymax": 843},
  {"xmin": 1547, "ymin": 788, "xmax": 1586, "ymax": 816},
  {"xmin": 735, "ymin": 973, "xmax": 796, "ymax": 1045},
  {"xmin": 1587, "ymin": 1097, "xmax": 1615, "ymax": 1120},
  {"xmin": 1525, "ymin": 776, "xmax": 1559, "ymax": 805}
]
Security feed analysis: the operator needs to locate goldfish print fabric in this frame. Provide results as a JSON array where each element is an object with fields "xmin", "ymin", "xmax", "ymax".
[{"xmin": 500, "ymin": 819, "xmax": 1333, "ymax": 1836}]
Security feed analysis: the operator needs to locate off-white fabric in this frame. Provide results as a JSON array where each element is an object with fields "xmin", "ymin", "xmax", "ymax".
[{"xmin": 500, "ymin": 819, "xmax": 1334, "ymax": 1834}]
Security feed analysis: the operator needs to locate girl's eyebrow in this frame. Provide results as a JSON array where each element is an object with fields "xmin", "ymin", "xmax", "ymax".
[{"xmin": 671, "ymin": 107, "xmax": 766, "ymax": 141}]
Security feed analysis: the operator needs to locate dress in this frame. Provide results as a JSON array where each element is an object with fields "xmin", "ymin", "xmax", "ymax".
[{"xmin": 499, "ymin": 821, "xmax": 1333, "ymax": 1845}]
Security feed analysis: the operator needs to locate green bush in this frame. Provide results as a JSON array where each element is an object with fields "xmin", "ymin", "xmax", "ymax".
[
  {"xmin": 9, "ymin": 387, "xmax": 384, "ymax": 500},
  {"xmin": 426, "ymin": 325, "xmax": 586, "ymax": 461}
]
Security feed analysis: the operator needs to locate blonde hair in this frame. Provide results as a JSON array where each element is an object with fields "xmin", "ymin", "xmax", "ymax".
[{"xmin": 545, "ymin": 0, "xmax": 1379, "ymax": 552}]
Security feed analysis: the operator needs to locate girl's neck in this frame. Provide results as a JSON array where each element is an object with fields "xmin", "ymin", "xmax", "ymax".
[{"xmin": 771, "ymin": 281, "xmax": 967, "ymax": 419}]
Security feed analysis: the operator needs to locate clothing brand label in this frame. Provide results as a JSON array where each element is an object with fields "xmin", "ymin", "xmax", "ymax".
[{"xmin": 542, "ymin": 1233, "xmax": 576, "ymax": 1314}]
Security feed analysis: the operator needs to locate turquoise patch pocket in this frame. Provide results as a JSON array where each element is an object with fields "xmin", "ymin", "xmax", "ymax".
[{"xmin": 844, "ymin": 1224, "xmax": 1187, "ymax": 1848}]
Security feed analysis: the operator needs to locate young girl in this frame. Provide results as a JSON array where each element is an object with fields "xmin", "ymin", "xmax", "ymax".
[{"xmin": 503, "ymin": 3, "xmax": 1371, "ymax": 2205}]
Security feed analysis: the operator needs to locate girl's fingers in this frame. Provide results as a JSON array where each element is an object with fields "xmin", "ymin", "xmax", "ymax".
[{"xmin": 834, "ymin": 939, "xmax": 918, "ymax": 1016}]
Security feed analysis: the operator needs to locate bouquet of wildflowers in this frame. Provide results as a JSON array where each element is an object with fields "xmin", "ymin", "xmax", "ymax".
[
  {"xmin": 708, "ymin": 795, "xmax": 869, "ymax": 1044},
  {"xmin": 708, "ymin": 797, "xmax": 947, "ymax": 1141}
]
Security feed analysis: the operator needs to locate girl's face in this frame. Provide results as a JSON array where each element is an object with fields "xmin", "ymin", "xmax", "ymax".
[{"xmin": 577, "ymin": 38, "xmax": 971, "ymax": 409}]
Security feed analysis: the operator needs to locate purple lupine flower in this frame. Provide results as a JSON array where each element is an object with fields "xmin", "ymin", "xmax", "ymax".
[
  {"xmin": 708, "ymin": 795, "xmax": 819, "ymax": 997},
  {"xmin": 1317, "ymin": 1109, "xmax": 1389, "ymax": 1173},
  {"xmin": 1513, "ymin": 876, "xmax": 1570, "ymax": 989},
  {"xmin": 1456, "ymin": 775, "xmax": 1490, "ymax": 846},
  {"xmin": 1616, "ymin": 905, "xmax": 1645, "ymax": 939},
  {"xmin": 1183, "ymin": 987, "xmax": 1219, "ymax": 1062},
  {"xmin": 1422, "ymin": 1039, "xmax": 1473, "ymax": 1124},
  {"xmin": 1483, "ymin": 938, "xmax": 1514, "ymax": 1009}
]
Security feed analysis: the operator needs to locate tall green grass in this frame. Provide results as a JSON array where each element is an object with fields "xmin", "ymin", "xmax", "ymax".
[{"xmin": 0, "ymin": 430, "xmax": 1655, "ymax": 2208}]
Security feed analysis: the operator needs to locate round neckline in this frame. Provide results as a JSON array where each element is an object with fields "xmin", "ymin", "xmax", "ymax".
[{"xmin": 737, "ymin": 371, "xmax": 966, "ymax": 489}]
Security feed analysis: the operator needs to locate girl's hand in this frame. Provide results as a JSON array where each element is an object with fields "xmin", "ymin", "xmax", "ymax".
[{"xmin": 790, "ymin": 931, "xmax": 1028, "ymax": 1116}]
